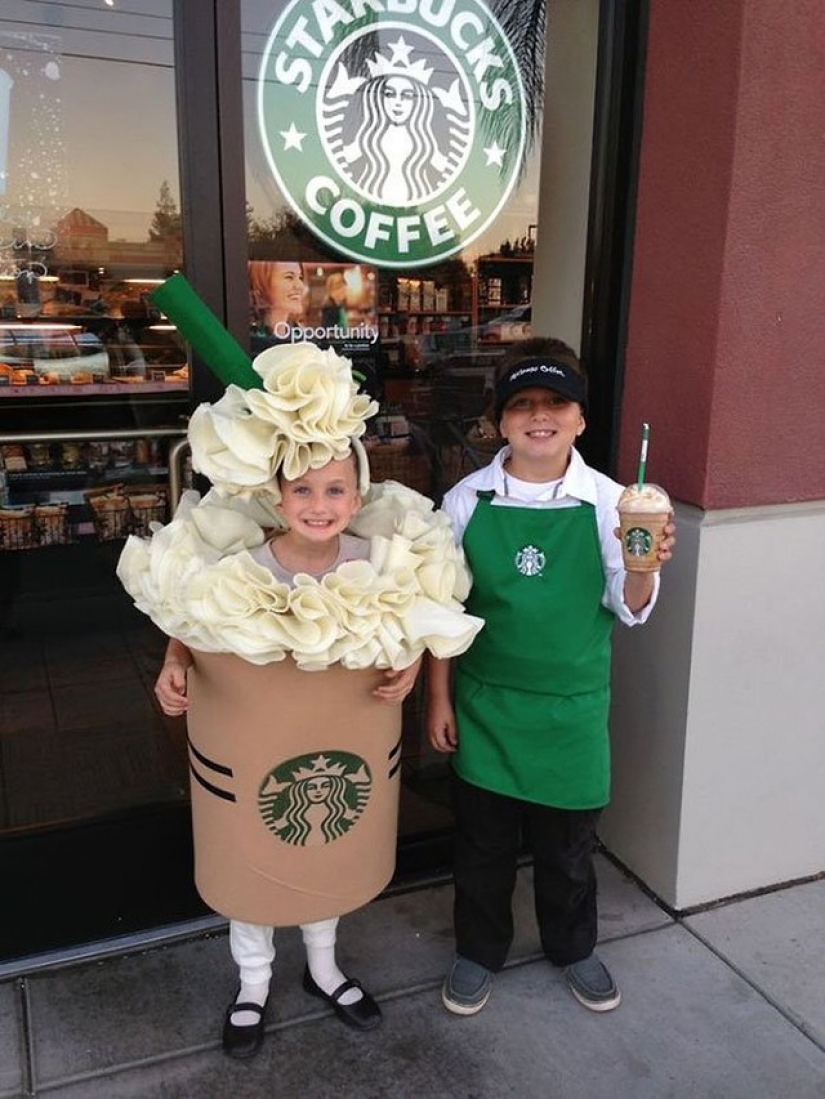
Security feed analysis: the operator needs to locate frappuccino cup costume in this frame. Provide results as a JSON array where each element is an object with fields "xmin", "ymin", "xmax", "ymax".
[{"xmin": 118, "ymin": 287, "xmax": 482, "ymax": 927}]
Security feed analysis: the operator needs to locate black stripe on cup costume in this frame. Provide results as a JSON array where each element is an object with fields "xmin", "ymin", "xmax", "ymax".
[
  {"xmin": 188, "ymin": 762, "xmax": 237, "ymax": 803},
  {"xmin": 188, "ymin": 737, "xmax": 234, "ymax": 777},
  {"xmin": 187, "ymin": 736, "xmax": 236, "ymax": 802},
  {"xmin": 388, "ymin": 734, "xmax": 402, "ymax": 779}
]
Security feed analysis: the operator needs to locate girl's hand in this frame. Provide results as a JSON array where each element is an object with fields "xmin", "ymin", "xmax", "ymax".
[
  {"xmin": 372, "ymin": 657, "xmax": 422, "ymax": 705},
  {"xmin": 154, "ymin": 661, "xmax": 190, "ymax": 716}
]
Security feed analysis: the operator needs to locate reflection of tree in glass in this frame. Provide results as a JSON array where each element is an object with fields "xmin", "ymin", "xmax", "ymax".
[
  {"xmin": 247, "ymin": 205, "xmax": 345, "ymax": 264},
  {"xmin": 148, "ymin": 180, "xmax": 182, "ymax": 253},
  {"xmin": 488, "ymin": 0, "xmax": 545, "ymax": 150}
]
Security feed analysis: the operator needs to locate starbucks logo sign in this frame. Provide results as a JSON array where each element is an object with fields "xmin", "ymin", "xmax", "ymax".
[
  {"xmin": 258, "ymin": 751, "xmax": 371, "ymax": 847},
  {"xmin": 258, "ymin": 0, "xmax": 526, "ymax": 267}
]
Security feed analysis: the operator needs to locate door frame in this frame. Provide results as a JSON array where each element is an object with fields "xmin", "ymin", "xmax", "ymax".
[{"xmin": 0, "ymin": 0, "xmax": 648, "ymax": 970}]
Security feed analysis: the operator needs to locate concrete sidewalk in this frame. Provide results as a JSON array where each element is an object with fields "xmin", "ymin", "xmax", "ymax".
[{"xmin": 3, "ymin": 856, "xmax": 824, "ymax": 1098}]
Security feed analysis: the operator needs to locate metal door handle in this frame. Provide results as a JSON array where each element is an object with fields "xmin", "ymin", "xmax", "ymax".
[{"xmin": 167, "ymin": 437, "xmax": 191, "ymax": 512}]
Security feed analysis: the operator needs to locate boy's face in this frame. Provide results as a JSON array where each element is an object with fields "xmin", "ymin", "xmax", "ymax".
[
  {"xmin": 276, "ymin": 455, "xmax": 361, "ymax": 544},
  {"xmin": 499, "ymin": 386, "xmax": 585, "ymax": 475}
]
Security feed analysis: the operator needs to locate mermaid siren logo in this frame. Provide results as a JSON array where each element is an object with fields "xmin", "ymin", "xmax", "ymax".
[
  {"xmin": 258, "ymin": 0, "xmax": 526, "ymax": 267},
  {"xmin": 258, "ymin": 751, "xmax": 372, "ymax": 847}
]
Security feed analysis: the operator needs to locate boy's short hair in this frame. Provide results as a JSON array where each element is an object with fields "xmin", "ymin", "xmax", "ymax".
[{"xmin": 493, "ymin": 337, "xmax": 588, "ymax": 422}]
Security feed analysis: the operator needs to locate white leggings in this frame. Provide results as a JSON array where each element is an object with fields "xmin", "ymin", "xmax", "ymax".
[{"xmin": 229, "ymin": 917, "xmax": 339, "ymax": 986}]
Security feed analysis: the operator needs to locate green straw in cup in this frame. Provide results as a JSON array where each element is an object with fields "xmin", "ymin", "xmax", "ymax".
[
  {"xmin": 149, "ymin": 273, "xmax": 263, "ymax": 391},
  {"xmin": 636, "ymin": 422, "xmax": 650, "ymax": 490}
]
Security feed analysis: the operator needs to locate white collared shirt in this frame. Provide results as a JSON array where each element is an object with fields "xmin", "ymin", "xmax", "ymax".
[{"xmin": 441, "ymin": 446, "xmax": 658, "ymax": 626}]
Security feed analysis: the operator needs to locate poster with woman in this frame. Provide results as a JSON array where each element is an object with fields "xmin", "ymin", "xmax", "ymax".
[{"xmin": 249, "ymin": 260, "xmax": 380, "ymax": 389}]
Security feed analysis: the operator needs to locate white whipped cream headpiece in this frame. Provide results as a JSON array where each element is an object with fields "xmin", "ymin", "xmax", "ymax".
[{"xmin": 187, "ymin": 342, "xmax": 378, "ymax": 499}]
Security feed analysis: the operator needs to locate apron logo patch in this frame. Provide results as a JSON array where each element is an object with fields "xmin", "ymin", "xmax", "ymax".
[
  {"xmin": 258, "ymin": 751, "xmax": 371, "ymax": 847},
  {"xmin": 515, "ymin": 544, "xmax": 545, "ymax": 576}
]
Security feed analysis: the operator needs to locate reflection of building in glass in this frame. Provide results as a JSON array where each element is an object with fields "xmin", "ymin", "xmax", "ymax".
[{"xmin": 27, "ymin": 207, "xmax": 183, "ymax": 314}]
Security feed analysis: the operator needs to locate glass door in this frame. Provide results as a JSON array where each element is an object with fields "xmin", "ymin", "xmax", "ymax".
[
  {"xmin": 239, "ymin": 0, "xmax": 550, "ymax": 871},
  {"xmin": 0, "ymin": 1, "xmax": 204, "ymax": 961}
]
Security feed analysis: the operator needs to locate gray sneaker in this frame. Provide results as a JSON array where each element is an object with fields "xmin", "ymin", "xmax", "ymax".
[
  {"xmin": 565, "ymin": 954, "xmax": 621, "ymax": 1012},
  {"xmin": 442, "ymin": 956, "xmax": 493, "ymax": 1016}
]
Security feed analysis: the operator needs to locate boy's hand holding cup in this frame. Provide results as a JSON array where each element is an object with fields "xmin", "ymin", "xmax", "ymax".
[{"xmin": 617, "ymin": 482, "xmax": 672, "ymax": 572}]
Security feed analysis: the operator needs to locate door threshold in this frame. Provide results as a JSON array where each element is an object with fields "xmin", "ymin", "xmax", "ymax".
[{"xmin": 0, "ymin": 913, "xmax": 227, "ymax": 981}]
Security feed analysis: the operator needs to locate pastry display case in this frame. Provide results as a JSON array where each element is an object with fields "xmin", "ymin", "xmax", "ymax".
[
  {"xmin": 0, "ymin": 427, "xmax": 189, "ymax": 551},
  {"xmin": 0, "ymin": 307, "xmax": 191, "ymax": 551}
]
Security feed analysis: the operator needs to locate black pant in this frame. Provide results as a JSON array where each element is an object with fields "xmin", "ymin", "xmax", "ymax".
[{"xmin": 452, "ymin": 772, "xmax": 601, "ymax": 970}]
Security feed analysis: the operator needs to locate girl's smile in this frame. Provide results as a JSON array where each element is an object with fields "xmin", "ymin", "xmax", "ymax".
[{"xmin": 273, "ymin": 456, "xmax": 362, "ymax": 570}]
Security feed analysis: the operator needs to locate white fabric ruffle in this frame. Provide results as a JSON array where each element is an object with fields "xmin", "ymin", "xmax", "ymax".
[
  {"xmin": 188, "ymin": 345, "xmax": 377, "ymax": 498},
  {"xmin": 117, "ymin": 481, "xmax": 483, "ymax": 671}
]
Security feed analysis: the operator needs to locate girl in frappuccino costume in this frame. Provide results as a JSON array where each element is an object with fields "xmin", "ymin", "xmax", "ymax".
[{"xmin": 119, "ymin": 339, "xmax": 482, "ymax": 1060}]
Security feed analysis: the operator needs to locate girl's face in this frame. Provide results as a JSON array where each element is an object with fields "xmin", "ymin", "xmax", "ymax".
[
  {"xmin": 382, "ymin": 76, "xmax": 416, "ymax": 124},
  {"xmin": 271, "ymin": 263, "xmax": 305, "ymax": 315},
  {"xmin": 276, "ymin": 456, "xmax": 361, "ymax": 546}
]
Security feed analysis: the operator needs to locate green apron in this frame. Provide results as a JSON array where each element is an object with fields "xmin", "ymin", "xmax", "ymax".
[{"xmin": 453, "ymin": 492, "xmax": 614, "ymax": 809}]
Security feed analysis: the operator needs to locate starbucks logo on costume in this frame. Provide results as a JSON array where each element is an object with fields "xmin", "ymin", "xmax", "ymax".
[
  {"xmin": 515, "ymin": 544, "xmax": 545, "ymax": 577},
  {"xmin": 259, "ymin": 751, "xmax": 372, "ymax": 847}
]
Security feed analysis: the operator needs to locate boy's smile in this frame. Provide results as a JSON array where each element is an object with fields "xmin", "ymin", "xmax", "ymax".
[{"xmin": 499, "ymin": 386, "xmax": 585, "ymax": 481}]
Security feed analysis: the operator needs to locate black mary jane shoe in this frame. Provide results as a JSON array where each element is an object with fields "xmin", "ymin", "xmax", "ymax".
[
  {"xmin": 222, "ymin": 994, "xmax": 269, "ymax": 1060},
  {"xmin": 302, "ymin": 965, "xmax": 382, "ymax": 1031}
]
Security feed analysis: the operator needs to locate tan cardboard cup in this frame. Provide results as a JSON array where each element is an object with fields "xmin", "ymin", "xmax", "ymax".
[{"xmin": 186, "ymin": 652, "xmax": 402, "ymax": 927}]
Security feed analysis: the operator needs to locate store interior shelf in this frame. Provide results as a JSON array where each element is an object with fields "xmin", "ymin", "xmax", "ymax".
[
  {"xmin": 0, "ymin": 381, "xmax": 187, "ymax": 398},
  {"xmin": 8, "ymin": 465, "xmax": 168, "ymax": 486}
]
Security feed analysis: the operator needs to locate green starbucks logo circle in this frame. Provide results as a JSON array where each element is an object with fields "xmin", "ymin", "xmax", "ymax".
[
  {"xmin": 515, "ymin": 544, "xmax": 545, "ymax": 576},
  {"xmin": 624, "ymin": 527, "xmax": 653, "ymax": 557},
  {"xmin": 258, "ymin": 751, "xmax": 372, "ymax": 847},
  {"xmin": 258, "ymin": 1, "xmax": 526, "ymax": 267}
]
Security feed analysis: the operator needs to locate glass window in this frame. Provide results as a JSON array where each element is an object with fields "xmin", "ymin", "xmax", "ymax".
[
  {"xmin": 241, "ymin": 0, "xmax": 545, "ymax": 504},
  {"xmin": 0, "ymin": 3, "xmax": 189, "ymax": 853},
  {"xmin": 1, "ymin": 4, "xmax": 186, "ymax": 388},
  {"xmin": 240, "ymin": 0, "xmax": 548, "ymax": 844}
]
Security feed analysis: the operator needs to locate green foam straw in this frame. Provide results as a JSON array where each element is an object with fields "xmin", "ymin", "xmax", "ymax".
[
  {"xmin": 150, "ymin": 273, "xmax": 263, "ymax": 391},
  {"xmin": 636, "ymin": 422, "xmax": 650, "ymax": 489}
]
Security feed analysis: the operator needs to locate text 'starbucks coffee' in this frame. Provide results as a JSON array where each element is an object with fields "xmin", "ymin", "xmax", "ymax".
[{"xmin": 257, "ymin": 0, "xmax": 527, "ymax": 267}]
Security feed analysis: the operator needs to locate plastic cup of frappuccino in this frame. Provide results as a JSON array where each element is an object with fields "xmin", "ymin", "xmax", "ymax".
[{"xmin": 617, "ymin": 483, "xmax": 671, "ymax": 572}]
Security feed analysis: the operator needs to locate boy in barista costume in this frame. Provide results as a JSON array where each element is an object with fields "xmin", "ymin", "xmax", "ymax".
[{"xmin": 427, "ymin": 338, "xmax": 675, "ymax": 1016}]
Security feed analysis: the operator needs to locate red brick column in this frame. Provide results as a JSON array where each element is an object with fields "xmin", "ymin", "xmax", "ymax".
[{"xmin": 619, "ymin": 0, "xmax": 825, "ymax": 509}]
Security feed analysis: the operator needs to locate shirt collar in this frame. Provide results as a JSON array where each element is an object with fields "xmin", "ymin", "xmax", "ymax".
[{"xmin": 491, "ymin": 445, "xmax": 598, "ymax": 505}]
